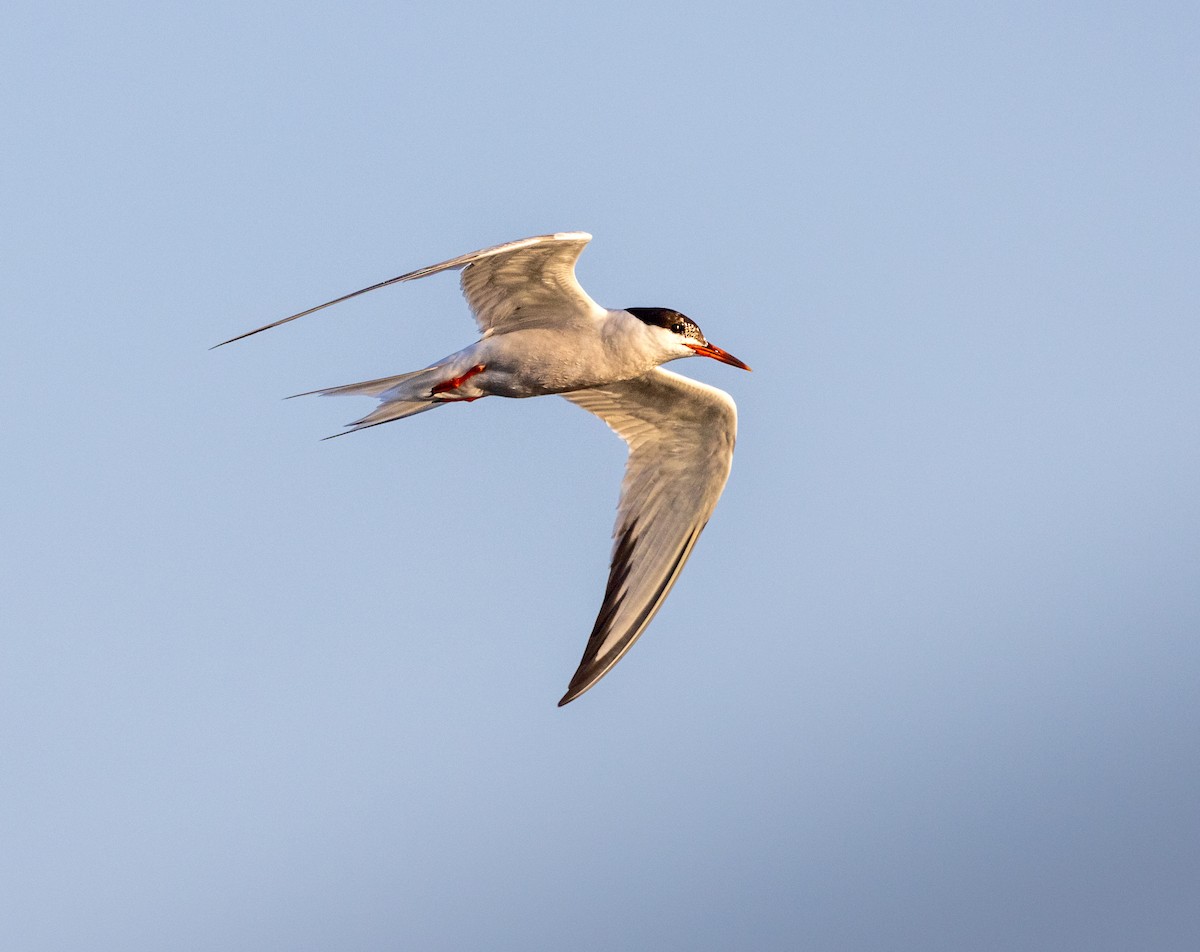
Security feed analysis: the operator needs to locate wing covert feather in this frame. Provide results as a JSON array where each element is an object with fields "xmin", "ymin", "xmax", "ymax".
[{"xmin": 458, "ymin": 233, "xmax": 604, "ymax": 334}]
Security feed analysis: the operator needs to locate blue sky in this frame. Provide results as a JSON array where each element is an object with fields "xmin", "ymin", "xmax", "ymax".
[{"xmin": 3, "ymin": 2, "xmax": 1198, "ymax": 949}]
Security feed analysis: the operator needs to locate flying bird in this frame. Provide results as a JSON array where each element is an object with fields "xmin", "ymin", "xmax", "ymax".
[{"xmin": 216, "ymin": 232, "xmax": 750, "ymax": 705}]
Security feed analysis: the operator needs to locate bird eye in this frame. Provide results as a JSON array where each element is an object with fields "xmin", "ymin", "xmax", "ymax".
[{"xmin": 671, "ymin": 322, "xmax": 685, "ymax": 334}]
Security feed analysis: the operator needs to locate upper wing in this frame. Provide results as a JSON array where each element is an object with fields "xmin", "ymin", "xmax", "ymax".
[
  {"xmin": 212, "ymin": 232, "xmax": 602, "ymax": 348},
  {"xmin": 558, "ymin": 368, "xmax": 739, "ymax": 706},
  {"xmin": 457, "ymin": 232, "xmax": 604, "ymax": 334}
]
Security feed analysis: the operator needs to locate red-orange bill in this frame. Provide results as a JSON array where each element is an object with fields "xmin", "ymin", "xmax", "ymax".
[{"xmin": 686, "ymin": 342, "xmax": 752, "ymax": 371}]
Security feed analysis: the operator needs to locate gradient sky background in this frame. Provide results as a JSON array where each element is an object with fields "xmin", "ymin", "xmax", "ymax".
[{"xmin": 4, "ymin": 2, "xmax": 1198, "ymax": 949}]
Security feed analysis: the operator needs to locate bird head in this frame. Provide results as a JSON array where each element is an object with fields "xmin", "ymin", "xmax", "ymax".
[{"xmin": 625, "ymin": 307, "xmax": 751, "ymax": 371}]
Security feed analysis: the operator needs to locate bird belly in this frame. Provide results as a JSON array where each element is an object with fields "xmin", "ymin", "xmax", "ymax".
[{"xmin": 471, "ymin": 329, "xmax": 655, "ymax": 398}]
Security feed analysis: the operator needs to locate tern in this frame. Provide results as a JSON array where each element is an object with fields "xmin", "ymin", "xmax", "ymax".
[{"xmin": 216, "ymin": 232, "xmax": 750, "ymax": 705}]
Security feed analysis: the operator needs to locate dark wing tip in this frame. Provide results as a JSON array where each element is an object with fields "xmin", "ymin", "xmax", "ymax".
[
  {"xmin": 209, "ymin": 332, "xmax": 245, "ymax": 350},
  {"xmin": 554, "ymin": 521, "xmax": 640, "ymax": 708},
  {"xmin": 557, "ymin": 670, "xmax": 599, "ymax": 707},
  {"xmin": 209, "ymin": 328, "xmax": 263, "ymax": 349}
]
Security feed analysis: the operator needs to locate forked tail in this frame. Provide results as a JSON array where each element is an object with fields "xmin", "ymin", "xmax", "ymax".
[{"xmin": 292, "ymin": 364, "xmax": 451, "ymax": 438}]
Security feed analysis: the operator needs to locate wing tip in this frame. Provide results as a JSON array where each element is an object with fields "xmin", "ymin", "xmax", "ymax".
[
  {"xmin": 557, "ymin": 645, "xmax": 625, "ymax": 707},
  {"xmin": 209, "ymin": 331, "xmax": 252, "ymax": 349},
  {"xmin": 556, "ymin": 676, "xmax": 595, "ymax": 707}
]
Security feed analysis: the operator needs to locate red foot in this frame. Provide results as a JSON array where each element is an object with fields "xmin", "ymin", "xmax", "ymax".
[{"xmin": 431, "ymin": 364, "xmax": 486, "ymax": 399}]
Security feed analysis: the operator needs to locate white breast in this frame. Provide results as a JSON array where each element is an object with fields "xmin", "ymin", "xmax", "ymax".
[{"xmin": 475, "ymin": 310, "xmax": 665, "ymax": 397}]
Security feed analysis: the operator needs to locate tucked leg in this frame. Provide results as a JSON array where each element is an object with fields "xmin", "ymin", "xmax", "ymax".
[{"xmin": 430, "ymin": 363, "xmax": 486, "ymax": 401}]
